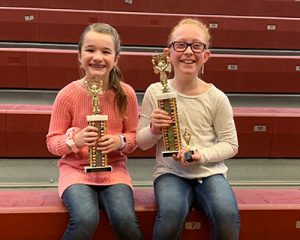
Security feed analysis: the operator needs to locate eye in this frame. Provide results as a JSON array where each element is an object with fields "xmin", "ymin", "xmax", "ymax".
[
  {"xmin": 84, "ymin": 48, "xmax": 94, "ymax": 53},
  {"xmin": 192, "ymin": 42, "xmax": 203, "ymax": 50},
  {"xmin": 175, "ymin": 42, "xmax": 187, "ymax": 49}
]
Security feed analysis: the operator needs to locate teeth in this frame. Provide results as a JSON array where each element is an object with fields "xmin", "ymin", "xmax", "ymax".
[{"xmin": 181, "ymin": 60, "xmax": 195, "ymax": 64}]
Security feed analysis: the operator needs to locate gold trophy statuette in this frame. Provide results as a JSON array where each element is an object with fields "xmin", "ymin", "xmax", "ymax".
[
  {"xmin": 152, "ymin": 53, "xmax": 182, "ymax": 157},
  {"xmin": 84, "ymin": 77, "xmax": 112, "ymax": 173},
  {"xmin": 183, "ymin": 128, "xmax": 194, "ymax": 162}
]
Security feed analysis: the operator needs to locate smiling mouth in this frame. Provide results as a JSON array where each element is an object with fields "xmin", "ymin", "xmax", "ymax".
[
  {"xmin": 90, "ymin": 64, "xmax": 105, "ymax": 68},
  {"xmin": 180, "ymin": 59, "xmax": 196, "ymax": 64}
]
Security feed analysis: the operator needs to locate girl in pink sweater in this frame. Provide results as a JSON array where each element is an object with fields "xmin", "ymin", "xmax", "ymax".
[{"xmin": 47, "ymin": 23, "xmax": 143, "ymax": 240}]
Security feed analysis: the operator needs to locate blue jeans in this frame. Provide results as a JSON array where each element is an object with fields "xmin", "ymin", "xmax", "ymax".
[
  {"xmin": 62, "ymin": 183, "xmax": 143, "ymax": 240},
  {"xmin": 153, "ymin": 173, "xmax": 240, "ymax": 240}
]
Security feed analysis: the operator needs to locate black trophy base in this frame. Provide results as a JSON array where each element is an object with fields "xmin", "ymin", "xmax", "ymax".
[
  {"xmin": 184, "ymin": 150, "xmax": 195, "ymax": 162},
  {"xmin": 84, "ymin": 165, "xmax": 113, "ymax": 173},
  {"xmin": 162, "ymin": 150, "xmax": 179, "ymax": 157}
]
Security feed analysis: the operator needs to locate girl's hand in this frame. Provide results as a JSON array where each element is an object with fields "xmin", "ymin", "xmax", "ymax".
[
  {"xmin": 73, "ymin": 126, "xmax": 99, "ymax": 149},
  {"xmin": 150, "ymin": 108, "xmax": 172, "ymax": 134},
  {"xmin": 173, "ymin": 148, "xmax": 201, "ymax": 166},
  {"xmin": 96, "ymin": 134, "xmax": 122, "ymax": 154}
]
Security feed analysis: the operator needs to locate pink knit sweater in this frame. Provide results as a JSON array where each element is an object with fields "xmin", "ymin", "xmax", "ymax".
[{"xmin": 46, "ymin": 80, "xmax": 139, "ymax": 197}]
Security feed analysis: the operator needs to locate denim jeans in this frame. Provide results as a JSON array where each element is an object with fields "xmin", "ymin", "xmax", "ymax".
[
  {"xmin": 153, "ymin": 173, "xmax": 240, "ymax": 240},
  {"xmin": 62, "ymin": 183, "xmax": 143, "ymax": 240}
]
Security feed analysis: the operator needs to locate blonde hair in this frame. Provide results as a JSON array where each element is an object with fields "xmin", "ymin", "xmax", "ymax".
[{"xmin": 167, "ymin": 18, "xmax": 211, "ymax": 49}]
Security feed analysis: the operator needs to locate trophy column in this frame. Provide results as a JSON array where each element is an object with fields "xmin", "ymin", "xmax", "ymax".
[{"xmin": 84, "ymin": 77, "xmax": 113, "ymax": 173}]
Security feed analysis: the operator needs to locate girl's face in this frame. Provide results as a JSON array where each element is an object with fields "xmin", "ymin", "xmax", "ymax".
[
  {"xmin": 166, "ymin": 24, "xmax": 210, "ymax": 77},
  {"xmin": 79, "ymin": 31, "xmax": 118, "ymax": 80}
]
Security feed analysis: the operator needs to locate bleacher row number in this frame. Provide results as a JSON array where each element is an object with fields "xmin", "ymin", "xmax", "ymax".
[
  {"xmin": 296, "ymin": 66, "xmax": 300, "ymax": 71},
  {"xmin": 228, "ymin": 64, "xmax": 238, "ymax": 70},
  {"xmin": 209, "ymin": 23, "xmax": 218, "ymax": 29},
  {"xmin": 254, "ymin": 125, "xmax": 267, "ymax": 132},
  {"xmin": 24, "ymin": 15, "xmax": 35, "ymax": 21},
  {"xmin": 185, "ymin": 222, "xmax": 201, "ymax": 230},
  {"xmin": 267, "ymin": 25, "xmax": 276, "ymax": 30},
  {"xmin": 124, "ymin": 0, "xmax": 133, "ymax": 3},
  {"xmin": 296, "ymin": 221, "xmax": 300, "ymax": 229}
]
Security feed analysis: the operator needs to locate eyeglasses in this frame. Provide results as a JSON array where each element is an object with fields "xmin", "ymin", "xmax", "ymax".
[{"xmin": 168, "ymin": 41, "xmax": 207, "ymax": 53}]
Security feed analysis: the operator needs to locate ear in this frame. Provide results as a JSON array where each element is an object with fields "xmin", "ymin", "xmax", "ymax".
[
  {"xmin": 78, "ymin": 53, "xmax": 82, "ymax": 65},
  {"xmin": 163, "ymin": 48, "xmax": 170, "ymax": 57},
  {"xmin": 114, "ymin": 55, "xmax": 119, "ymax": 66},
  {"xmin": 203, "ymin": 50, "xmax": 211, "ymax": 64}
]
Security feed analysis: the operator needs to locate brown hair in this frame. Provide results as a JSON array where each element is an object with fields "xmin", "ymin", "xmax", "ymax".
[
  {"xmin": 167, "ymin": 18, "xmax": 211, "ymax": 49},
  {"xmin": 78, "ymin": 23, "xmax": 128, "ymax": 118}
]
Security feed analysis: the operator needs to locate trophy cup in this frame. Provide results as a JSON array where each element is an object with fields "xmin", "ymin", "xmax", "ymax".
[
  {"xmin": 152, "ymin": 53, "xmax": 194, "ymax": 161},
  {"xmin": 84, "ymin": 77, "xmax": 112, "ymax": 173}
]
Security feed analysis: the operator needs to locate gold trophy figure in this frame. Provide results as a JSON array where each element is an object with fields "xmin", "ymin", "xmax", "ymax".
[
  {"xmin": 183, "ymin": 128, "xmax": 194, "ymax": 162},
  {"xmin": 152, "ymin": 53, "xmax": 182, "ymax": 157},
  {"xmin": 84, "ymin": 77, "xmax": 112, "ymax": 173}
]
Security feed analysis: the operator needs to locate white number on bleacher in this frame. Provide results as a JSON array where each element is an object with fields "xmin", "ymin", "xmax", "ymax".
[
  {"xmin": 209, "ymin": 23, "xmax": 218, "ymax": 29},
  {"xmin": 254, "ymin": 125, "xmax": 267, "ymax": 132},
  {"xmin": 227, "ymin": 64, "xmax": 238, "ymax": 70},
  {"xmin": 296, "ymin": 66, "xmax": 300, "ymax": 71},
  {"xmin": 266, "ymin": 25, "xmax": 276, "ymax": 30}
]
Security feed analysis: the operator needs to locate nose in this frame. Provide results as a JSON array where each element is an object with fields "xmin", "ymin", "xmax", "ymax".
[
  {"xmin": 93, "ymin": 51, "xmax": 104, "ymax": 61},
  {"xmin": 184, "ymin": 45, "xmax": 193, "ymax": 54}
]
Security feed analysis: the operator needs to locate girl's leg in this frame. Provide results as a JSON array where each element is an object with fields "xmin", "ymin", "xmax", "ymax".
[
  {"xmin": 62, "ymin": 184, "xmax": 99, "ymax": 240},
  {"xmin": 153, "ymin": 173, "xmax": 194, "ymax": 240},
  {"xmin": 100, "ymin": 184, "xmax": 143, "ymax": 240},
  {"xmin": 194, "ymin": 175, "xmax": 240, "ymax": 240}
]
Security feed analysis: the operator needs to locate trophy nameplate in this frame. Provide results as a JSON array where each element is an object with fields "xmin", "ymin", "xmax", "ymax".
[{"xmin": 84, "ymin": 77, "xmax": 113, "ymax": 173}]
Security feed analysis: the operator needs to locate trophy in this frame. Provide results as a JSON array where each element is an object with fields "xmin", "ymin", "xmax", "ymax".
[
  {"xmin": 84, "ymin": 77, "xmax": 112, "ymax": 173},
  {"xmin": 152, "ymin": 53, "xmax": 194, "ymax": 161}
]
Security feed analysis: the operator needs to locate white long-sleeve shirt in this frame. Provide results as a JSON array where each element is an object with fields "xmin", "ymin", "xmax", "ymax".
[{"xmin": 137, "ymin": 81, "xmax": 238, "ymax": 181}]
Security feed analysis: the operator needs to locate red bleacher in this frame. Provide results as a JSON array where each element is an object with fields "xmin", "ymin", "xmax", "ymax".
[
  {"xmin": 1, "ymin": 104, "xmax": 300, "ymax": 158},
  {"xmin": 0, "ymin": 0, "xmax": 299, "ymax": 18},
  {"xmin": 0, "ymin": 1, "xmax": 300, "ymax": 239},
  {"xmin": 0, "ymin": 188, "xmax": 300, "ymax": 240},
  {"xmin": 1, "ymin": 48, "xmax": 299, "ymax": 93},
  {"xmin": 0, "ymin": 7, "xmax": 300, "ymax": 49}
]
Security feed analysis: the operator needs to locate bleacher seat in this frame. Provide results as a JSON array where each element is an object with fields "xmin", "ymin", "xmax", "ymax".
[
  {"xmin": 1, "ymin": 7, "xmax": 300, "ymax": 50},
  {"xmin": 0, "ymin": 0, "xmax": 299, "ymax": 18},
  {"xmin": 1, "ymin": 104, "xmax": 300, "ymax": 158},
  {"xmin": 0, "ymin": 188, "xmax": 300, "ymax": 240},
  {"xmin": 1, "ymin": 48, "xmax": 299, "ymax": 93}
]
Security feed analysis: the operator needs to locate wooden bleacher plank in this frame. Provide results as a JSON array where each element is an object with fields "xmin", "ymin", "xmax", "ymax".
[
  {"xmin": 0, "ymin": 48, "xmax": 27, "ymax": 88},
  {"xmin": 0, "ymin": 0, "xmax": 299, "ymax": 18},
  {"xmin": 102, "ymin": 0, "xmax": 154, "ymax": 13},
  {"xmin": 234, "ymin": 107, "xmax": 274, "ymax": 158},
  {"xmin": 0, "ymin": 0, "xmax": 102, "ymax": 10},
  {"xmin": 39, "ymin": 8, "xmax": 103, "ymax": 44},
  {"xmin": 27, "ymin": 49, "xmax": 79, "ymax": 89},
  {"xmin": 0, "ymin": 188, "xmax": 300, "ymax": 240},
  {"xmin": 1, "ymin": 7, "xmax": 300, "ymax": 49},
  {"xmin": 0, "ymin": 105, "xmax": 6, "ymax": 156},
  {"xmin": 1, "ymin": 105, "xmax": 300, "ymax": 158},
  {"xmin": 1, "ymin": 48, "xmax": 299, "ymax": 93},
  {"xmin": 205, "ymin": 54, "xmax": 300, "ymax": 93},
  {"xmin": 271, "ymin": 108, "xmax": 300, "ymax": 157},
  {"xmin": 256, "ymin": 0, "xmax": 300, "ymax": 18},
  {"xmin": 5, "ymin": 104, "xmax": 53, "ymax": 158},
  {"xmin": 0, "ymin": 7, "xmax": 39, "ymax": 42}
]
